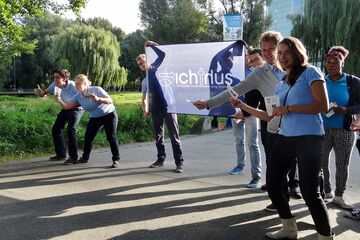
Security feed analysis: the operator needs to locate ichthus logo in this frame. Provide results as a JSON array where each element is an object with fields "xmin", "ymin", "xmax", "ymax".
[{"xmin": 157, "ymin": 68, "xmax": 235, "ymax": 88}]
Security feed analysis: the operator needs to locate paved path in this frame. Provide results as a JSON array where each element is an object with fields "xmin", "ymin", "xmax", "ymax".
[{"xmin": 0, "ymin": 129, "xmax": 359, "ymax": 240}]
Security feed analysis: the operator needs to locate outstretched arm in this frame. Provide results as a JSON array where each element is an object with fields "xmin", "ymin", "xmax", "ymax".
[
  {"xmin": 145, "ymin": 41, "xmax": 165, "ymax": 69},
  {"xmin": 230, "ymin": 97, "xmax": 272, "ymax": 122}
]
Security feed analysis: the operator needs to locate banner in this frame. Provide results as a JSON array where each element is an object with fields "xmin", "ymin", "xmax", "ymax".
[
  {"xmin": 223, "ymin": 14, "xmax": 243, "ymax": 41},
  {"xmin": 145, "ymin": 40, "xmax": 246, "ymax": 116}
]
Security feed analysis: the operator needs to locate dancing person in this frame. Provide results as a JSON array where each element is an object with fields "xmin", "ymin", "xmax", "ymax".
[
  {"xmin": 55, "ymin": 74, "xmax": 120, "ymax": 168},
  {"xmin": 34, "ymin": 69, "xmax": 83, "ymax": 164}
]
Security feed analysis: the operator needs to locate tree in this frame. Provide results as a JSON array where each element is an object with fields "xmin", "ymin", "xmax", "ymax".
[
  {"xmin": 0, "ymin": 0, "xmax": 87, "ymax": 64},
  {"xmin": 10, "ymin": 11, "xmax": 72, "ymax": 89},
  {"xmin": 291, "ymin": 0, "xmax": 360, "ymax": 75},
  {"xmin": 120, "ymin": 30, "xmax": 148, "ymax": 89},
  {"xmin": 79, "ymin": 17, "xmax": 126, "ymax": 42},
  {"xmin": 139, "ymin": 0, "xmax": 209, "ymax": 44},
  {"xmin": 54, "ymin": 24, "xmax": 127, "ymax": 90},
  {"xmin": 195, "ymin": 0, "xmax": 272, "ymax": 46}
]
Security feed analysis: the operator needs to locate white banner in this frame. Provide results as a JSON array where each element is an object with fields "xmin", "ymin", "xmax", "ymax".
[{"xmin": 145, "ymin": 40, "xmax": 246, "ymax": 116}]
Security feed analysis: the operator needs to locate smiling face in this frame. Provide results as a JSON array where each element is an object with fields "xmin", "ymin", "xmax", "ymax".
[
  {"xmin": 260, "ymin": 41, "xmax": 277, "ymax": 65},
  {"xmin": 137, "ymin": 57, "xmax": 147, "ymax": 71},
  {"xmin": 248, "ymin": 53, "xmax": 263, "ymax": 68},
  {"xmin": 326, "ymin": 56, "xmax": 343, "ymax": 76},
  {"xmin": 53, "ymin": 72, "xmax": 67, "ymax": 88},
  {"xmin": 277, "ymin": 43, "xmax": 294, "ymax": 72}
]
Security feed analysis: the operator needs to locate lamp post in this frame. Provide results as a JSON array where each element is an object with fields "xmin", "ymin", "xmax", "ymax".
[{"xmin": 13, "ymin": 57, "xmax": 16, "ymax": 91}]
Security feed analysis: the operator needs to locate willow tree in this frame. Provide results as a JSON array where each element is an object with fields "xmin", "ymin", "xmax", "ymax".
[
  {"xmin": 54, "ymin": 24, "xmax": 127, "ymax": 90},
  {"xmin": 291, "ymin": 0, "xmax": 360, "ymax": 75}
]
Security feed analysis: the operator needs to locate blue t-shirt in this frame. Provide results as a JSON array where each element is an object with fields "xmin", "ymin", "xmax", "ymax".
[
  {"xmin": 141, "ymin": 77, "xmax": 148, "ymax": 94},
  {"xmin": 48, "ymin": 80, "xmax": 77, "ymax": 103},
  {"xmin": 322, "ymin": 73, "xmax": 349, "ymax": 129},
  {"xmin": 276, "ymin": 66, "xmax": 325, "ymax": 136},
  {"xmin": 71, "ymin": 86, "xmax": 115, "ymax": 118}
]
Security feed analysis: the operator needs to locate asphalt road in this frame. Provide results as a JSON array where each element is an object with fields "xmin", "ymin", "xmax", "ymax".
[{"xmin": 0, "ymin": 129, "xmax": 359, "ymax": 240}]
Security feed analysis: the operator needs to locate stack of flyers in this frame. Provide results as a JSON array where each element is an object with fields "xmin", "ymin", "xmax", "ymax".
[
  {"xmin": 324, "ymin": 102, "xmax": 337, "ymax": 118},
  {"xmin": 264, "ymin": 95, "xmax": 280, "ymax": 116}
]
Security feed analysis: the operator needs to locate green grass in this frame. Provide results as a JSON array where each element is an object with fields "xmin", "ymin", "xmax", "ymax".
[{"xmin": 0, "ymin": 92, "xmax": 200, "ymax": 162}]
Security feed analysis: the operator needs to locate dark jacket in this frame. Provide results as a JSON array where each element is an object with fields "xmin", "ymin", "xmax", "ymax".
[{"xmin": 344, "ymin": 74, "xmax": 360, "ymax": 130}]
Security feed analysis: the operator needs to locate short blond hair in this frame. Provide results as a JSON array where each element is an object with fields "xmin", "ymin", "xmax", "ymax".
[
  {"xmin": 260, "ymin": 31, "xmax": 283, "ymax": 46},
  {"xmin": 136, "ymin": 54, "xmax": 146, "ymax": 61},
  {"xmin": 74, "ymin": 74, "xmax": 91, "ymax": 87}
]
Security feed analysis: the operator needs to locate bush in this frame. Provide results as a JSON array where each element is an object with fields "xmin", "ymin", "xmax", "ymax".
[{"xmin": 0, "ymin": 94, "xmax": 200, "ymax": 161}]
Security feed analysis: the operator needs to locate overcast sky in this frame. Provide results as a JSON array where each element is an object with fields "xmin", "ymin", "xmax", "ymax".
[{"xmin": 64, "ymin": 0, "xmax": 142, "ymax": 34}]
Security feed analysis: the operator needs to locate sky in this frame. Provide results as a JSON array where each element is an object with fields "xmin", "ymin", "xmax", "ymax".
[{"xmin": 64, "ymin": 0, "xmax": 142, "ymax": 34}]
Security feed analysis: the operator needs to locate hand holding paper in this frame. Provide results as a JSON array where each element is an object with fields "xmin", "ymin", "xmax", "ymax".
[{"xmin": 264, "ymin": 95, "xmax": 280, "ymax": 116}]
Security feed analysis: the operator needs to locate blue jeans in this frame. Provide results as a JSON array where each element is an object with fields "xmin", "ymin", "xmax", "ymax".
[
  {"xmin": 52, "ymin": 108, "xmax": 84, "ymax": 159},
  {"xmin": 233, "ymin": 116, "xmax": 261, "ymax": 179}
]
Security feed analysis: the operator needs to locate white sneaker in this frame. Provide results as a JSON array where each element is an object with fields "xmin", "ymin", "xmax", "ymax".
[
  {"xmin": 325, "ymin": 191, "xmax": 334, "ymax": 199},
  {"xmin": 332, "ymin": 196, "xmax": 354, "ymax": 210}
]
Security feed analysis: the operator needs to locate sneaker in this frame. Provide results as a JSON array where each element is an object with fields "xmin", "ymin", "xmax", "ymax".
[
  {"xmin": 111, "ymin": 161, "xmax": 119, "ymax": 168},
  {"xmin": 149, "ymin": 160, "xmax": 164, "ymax": 168},
  {"xmin": 344, "ymin": 208, "xmax": 360, "ymax": 221},
  {"xmin": 63, "ymin": 158, "xmax": 78, "ymax": 165},
  {"xmin": 265, "ymin": 203, "xmax": 277, "ymax": 212},
  {"xmin": 49, "ymin": 155, "xmax": 66, "ymax": 161},
  {"xmin": 228, "ymin": 166, "xmax": 243, "ymax": 175},
  {"xmin": 261, "ymin": 184, "xmax": 267, "ymax": 191},
  {"xmin": 247, "ymin": 177, "xmax": 261, "ymax": 188},
  {"xmin": 175, "ymin": 165, "xmax": 183, "ymax": 173},
  {"xmin": 290, "ymin": 187, "xmax": 303, "ymax": 199},
  {"xmin": 332, "ymin": 196, "xmax": 354, "ymax": 210},
  {"xmin": 325, "ymin": 191, "xmax": 334, "ymax": 199},
  {"xmin": 78, "ymin": 157, "xmax": 88, "ymax": 164}
]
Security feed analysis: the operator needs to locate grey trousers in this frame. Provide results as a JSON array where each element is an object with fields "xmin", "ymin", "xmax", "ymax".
[{"xmin": 321, "ymin": 128, "xmax": 355, "ymax": 197}]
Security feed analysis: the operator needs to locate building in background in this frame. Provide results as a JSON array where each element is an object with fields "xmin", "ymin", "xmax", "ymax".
[{"xmin": 266, "ymin": 0, "xmax": 304, "ymax": 37}]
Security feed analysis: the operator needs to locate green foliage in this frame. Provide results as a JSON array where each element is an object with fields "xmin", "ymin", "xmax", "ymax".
[
  {"xmin": 0, "ymin": 0, "xmax": 87, "ymax": 64},
  {"xmin": 0, "ymin": 92, "xmax": 200, "ymax": 161},
  {"xmin": 80, "ymin": 17, "xmax": 126, "ymax": 43},
  {"xmin": 194, "ymin": 0, "xmax": 272, "ymax": 46},
  {"xmin": 120, "ymin": 30, "xmax": 148, "ymax": 87},
  {"xmin": 53, "ymin": 24, "xmax": 128, "ymax": 90},
  {"xmin": 10, "ymin": 11, "xmax": 72, "ymax": 89},
  {"xmin": 139, "ymin": 0, "xmax": 209, "ymax": 44},
  {"xmin": 291, "ymin": 0, "xmax": 360, "ymax": 75},
  {"xmin": 242, "ymin": 0, "xmax": 272, "ymax": 46}
]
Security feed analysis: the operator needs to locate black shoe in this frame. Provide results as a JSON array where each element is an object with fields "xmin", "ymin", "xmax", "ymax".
[
  {"xmin": 290, "ymin": 187, "xmax": 303, "ymax": 199},
  {"xmin": 49, "ymin": 155, "xmax": 66, "ymax": 161},
  {"xmin": 78, "ymin": 157, "xmax": 88, "ymax": 163},
  {"xmin": 175, "ymin": 165, "xmax": 183, "ymax": 173},
  {"xmin": 149, "ymin": 161, "xmax": 164, "ymax": 168},
  {"xmin": 111, "ymin": 161, "xmax": 119, "ymax": 168},
  {"xmin": 64, "ymin": 158, "xmax": 78, "ymax": 165},
  {"xmin": 261, "ymin": 184, "xmax": 267, "ymax": 191},
  {"xmin": 265, "ymin": 203, "xmax": 277, "ymax": 212}
]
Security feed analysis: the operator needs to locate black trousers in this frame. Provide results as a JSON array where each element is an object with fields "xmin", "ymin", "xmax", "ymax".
[
  {"xmin": 52, "ymin": 109, "xmax": 83, "ymax": 159},
  {"xmin": 267, "ymin": 135, "xmax": 331, "ymax": 236},
  {"xmin": 151, "ymin": 109, "xmax": 184, "ymax": 165},
  {"xmin": 82, "ymin": 111, "xmax": 120, "ymax": 162}
]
